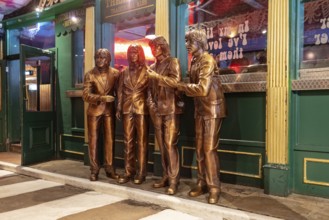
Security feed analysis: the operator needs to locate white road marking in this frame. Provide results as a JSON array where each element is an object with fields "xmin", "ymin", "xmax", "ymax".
[
  {"xmin": 140, "ymin": 209, "xmax": 203, "ymax": 220},
  {"xmin": 0, "ymin": 179, "xmax": 63, "ymax": 198},
  {"xmin": 0, "ymin": 191, "xmax": 124, "ymax": 220},
  {"xmin": 0, "ymin": 170, "xmax": 16, "ymax": 178}
]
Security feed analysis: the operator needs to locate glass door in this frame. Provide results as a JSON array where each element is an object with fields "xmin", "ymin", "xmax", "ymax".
[{"xmin": 20, "ymin": 45, "xmax": 55, "ymax": 165}]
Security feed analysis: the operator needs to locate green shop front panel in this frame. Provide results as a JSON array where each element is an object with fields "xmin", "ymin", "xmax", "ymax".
[
  {"xmin": 180, "ymin": 93, "xmax": 266, "ymax": 187},
  {"xmin": 293, "ymin": 90, "xmax": 329, "ymax": 197}
]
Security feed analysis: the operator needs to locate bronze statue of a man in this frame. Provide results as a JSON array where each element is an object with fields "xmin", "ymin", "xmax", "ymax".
[
  {"xmin": 83, "ymin": 48, "xmax": 120, "ymax": 181},
  {"xmin": 116, "ymin": 44, "xmax": 149, "ymax": 184},
  {"xmin": 146, "ymin": 36, "xmax": 183, "ymax": 195},
  {"xmin": 177, "ymin": 30, "xmax": 227, "ymax": 204}
]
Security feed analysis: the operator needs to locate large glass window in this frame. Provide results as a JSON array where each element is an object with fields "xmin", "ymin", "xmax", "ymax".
[
  {"xmin": 72, "ymin": 29, "xmax": 85, "ymax": 87},
  {"xmin": 7, "ymin": 21, "xmax": 55, "ymax": 55},
  {"xmin": 114, "ymin": 15, "xmax": 155, "ymax": 70},
  {"xmin": 186, "ymin": 0, "xmax": 268, "ymax": 74},
  {"xmin": 302, "ymin": 0, "xmax": 329, "ymax": 69}
]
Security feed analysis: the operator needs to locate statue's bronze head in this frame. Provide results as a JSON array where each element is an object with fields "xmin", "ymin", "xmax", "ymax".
[
  {"xmin": 185, "ymin": 30, "xmax": 208, "ymax": 51},
  {"xmin": 127, "ymin": 44, "xmax": 146, "ymax": 67},
  {"xmin": 148, "ymin": 36, "xmax": 170, "ymax": 57},
  {"xmin": 95, "ymin": 48, "xmax": 111, "ymax": 67}
]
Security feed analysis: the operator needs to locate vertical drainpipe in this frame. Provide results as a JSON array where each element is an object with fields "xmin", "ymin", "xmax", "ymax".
[{"xmin": 264, "ymin": 0, "xmax": 290, "ymax": 196}]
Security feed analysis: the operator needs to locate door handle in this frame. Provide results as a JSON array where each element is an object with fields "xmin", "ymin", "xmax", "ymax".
[{"xmin": 23, "ymin": 85, "xmax": 28, "ymax": 101}]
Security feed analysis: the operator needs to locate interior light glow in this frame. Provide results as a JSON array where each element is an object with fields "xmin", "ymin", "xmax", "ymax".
[
  {"xmin": 29, "ymin": 84, "xmax": 37, "ymax": 91},
  {"xmin": 306, "ymin": 52, "xmax": 315, "ymax": 60},
  {"xmin": 145, "ymin": 34, "xmax": 156, "ymax": 40},
  {"xmin": 115, "ymin": 43, "xmax": 154, "ymax": 60}
]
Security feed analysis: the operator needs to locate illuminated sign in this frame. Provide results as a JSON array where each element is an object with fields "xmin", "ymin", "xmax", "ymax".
[
  {"xmin": 38, "ymin": 0, "xmax": 65, "ymax": 9},
  {"xmin": 55, "ymin": 8, "xmax": 85, "ymax": 36},
  {"xmin": 102, "ymin": 0, "xmax": 155, "ymax": 23}
]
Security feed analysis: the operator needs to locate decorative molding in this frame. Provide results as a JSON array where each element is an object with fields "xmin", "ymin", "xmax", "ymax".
[
  {"xmin": 59, "ymin": 134, "xmax": 85, "ymax": 155},
  {"xmin": 183, "ymin": 72, "xmax": 267, "ymax": 93},
  {"xmin": 219, "ymin": 72, "xmax": 267, "ymax": 83},
  {"xmin": 223, "ymin": 82, "xmax": 266, "ymax": 93},
  {"xmin": 181, "ymin": 146, "xmax": 263, "ymax": 179},
  {"xmin": 304, "ymin": 158, "xmax": 329, "ymax": 187},
  {"xmin": 292, "ymin": 79, "xmax": 329, "ymax": 91},
  {"xmin": 292, "ymin": 68, "xmax": 329, "ymax": 91}
]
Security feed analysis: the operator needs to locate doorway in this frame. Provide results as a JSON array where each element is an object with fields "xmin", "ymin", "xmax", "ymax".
[{"xmin": 2, "ymin": 45, "xmax": 56, "ymax": 165}]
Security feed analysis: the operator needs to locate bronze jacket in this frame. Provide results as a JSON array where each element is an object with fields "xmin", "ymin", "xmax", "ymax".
[
  {"xmin": 147, "ymin": 57, "xmax": 184, "ymax": 115},
  {"xmin": 83, "ymin": 67, "xmax": 120, "ymax": 117},
  {"xmin": 182, "ymin": 52, "xmax": 227, "ymax": 119},
  {"xmin": 116, "ymin": 66, "xmax": 149, "ymax": 115}
]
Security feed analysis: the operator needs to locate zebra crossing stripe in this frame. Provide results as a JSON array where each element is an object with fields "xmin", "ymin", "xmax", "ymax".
[
  {"xmin": 0, "ymin": 191, "xmax": 124, "ymax": 220},
  {"xmin": 139, "ymin": 209, "xmax": 203, "ymax": 220},
  {"xmin": 0, "ymin": 179, "xmax": 63, "ymax": 199},
  {"xmin": 0, "ymin": 170, "xmax": 16, "ymax": 178}
]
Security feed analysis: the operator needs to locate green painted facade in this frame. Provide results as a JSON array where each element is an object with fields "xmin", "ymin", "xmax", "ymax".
[
  {"xmin": 1, "ymin": 0, "xmax": 329, "ymax": 200},
  {"xmin": 0, "ymin": 61, "xmax": 6, "ymax": 151}
]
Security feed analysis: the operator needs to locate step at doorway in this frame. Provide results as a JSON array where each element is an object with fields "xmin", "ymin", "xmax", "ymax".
[{"xmin": 9, "ymin": 143, "xmax": 22, "ymax": 154}]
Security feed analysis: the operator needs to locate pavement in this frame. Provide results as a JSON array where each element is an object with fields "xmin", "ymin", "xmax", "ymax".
[{"xmin": 0, "ymin": 153, "xmax": 329, "ymax": 220}]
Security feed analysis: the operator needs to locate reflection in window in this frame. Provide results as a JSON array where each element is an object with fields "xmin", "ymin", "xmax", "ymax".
[
  {"xmin": 72, "ymin": 29, "xmax": 85, "ymax": 87},
  {"xmin": 186, "ymin": 0, "xmax": 268, "ymax": 74},
  {"xmin": 114, "ymin": 14, "xmax": 155, "ymax": 70},
  {"xmin": 302, "ymin": 0, "xmax": 329, "ymax": 69},
  {"xmin": 8, "ymin": 21, "xmax": 55, "ymax": 55},
  {"xmin": 25, "ymin": 57, "xmax": 52, "ymax": 112},
  {"xmin": 0, "ymin": 66, "xmax": 1, "ymax": 111}
]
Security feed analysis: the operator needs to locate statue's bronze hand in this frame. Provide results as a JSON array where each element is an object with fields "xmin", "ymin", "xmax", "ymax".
[
  {"xmin": 146, "ymin": 68, "xmax": 159, "ymax": 79},
  {"xmin": 176, "ymin": 82, "xmax": 186, "ymax": 91},
  {"xmin": 115, "ymin": 111, "xmax": 121, "ymax": 120},
  {"xmin": 100, "ymin": 95, "xmax": 115, "ymax": 103}
]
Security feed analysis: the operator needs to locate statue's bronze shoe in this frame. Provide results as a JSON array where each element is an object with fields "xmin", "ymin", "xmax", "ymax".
[
  {"xmin": 105, "ymin": 166, "xmax": 119, "ymax": 179},
  {"xmin": 153, "ymin": 178, "xmax": 169, "ymax": 188},
  {"xmin": 133, "ymin": 175, "xmax": 146, "ymax": 184},
  {"xmin": 208, "ymin": 191, "xmax": 220, "ymax": 204},
  {"xmin": 90, "ymin": 173, "xmax": 98, "ymax": 181},
  {"xmin": 106, "ymin": 171, "xmax": 119, "ymax": 179},
  {"xmin": 188, "ymin": 185, "xmax": 208, "ymax": 197},
  {"xmin": 117, "ymin": 175, "xmax": 131, "ymax": 184},
  {"xmin": 166, "ymin": 183, "xmax": 178, "ymax": 195}
]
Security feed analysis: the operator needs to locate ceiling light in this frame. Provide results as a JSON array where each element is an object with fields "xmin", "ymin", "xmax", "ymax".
[{"xmin": 35, "ymin": 7, "xmax": 43, "ymax": 12}]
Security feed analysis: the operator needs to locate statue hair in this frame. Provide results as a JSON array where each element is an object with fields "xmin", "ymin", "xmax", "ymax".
[
  {"xmin": 185, "ymin": 30, "xmax": 208, "ymax": 51},
  {"xmin": 127, "ymin": 44, "xmax": 146, "ymax": 67},
  {"xmin": 95, "ymin": 48, "xmax": 111, "ymax": 65},
  {"xmin": 148, "ymin": 36, "xmax": 171, "ymax": 57}
]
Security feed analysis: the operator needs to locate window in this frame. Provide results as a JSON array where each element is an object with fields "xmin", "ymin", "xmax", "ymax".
[
  {"xmin": 186, "ymin": 0, "xmax": 268, "ymax": 74},
  {"xmin": 301, "ymin": 0, "xmax": 329, "ymax": 69},
  {"xmin": 72, "ymin": 29, "xmax": 85, "ymax": 87},
  {"xmin": 113, "ymin": 15, "xmax": 155, "ymax": 70},
  {"xmin": 7, "ymin": 21, "xmax": 55, "ymax": 55}
]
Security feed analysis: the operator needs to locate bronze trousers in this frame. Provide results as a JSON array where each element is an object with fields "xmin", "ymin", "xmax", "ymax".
[
  {"xmin": 87, "ymin": 115, "xmax": 115, "ymax": 174},
  {"xmin": 195, "ymin": 116, "xmax": 223, "ymax": 192},
  {"xmin": 123, "ymin": 113, "xmax": 149, "ymax": 177},
  {"xmin": 152, "ymin": 113, "xmax": 180, "ymax": 185}
]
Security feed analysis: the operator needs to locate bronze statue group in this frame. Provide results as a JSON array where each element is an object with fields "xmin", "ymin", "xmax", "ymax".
[{"xmin": 82, "ymin": 30, "xmax": 227, "ymax": 204}]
